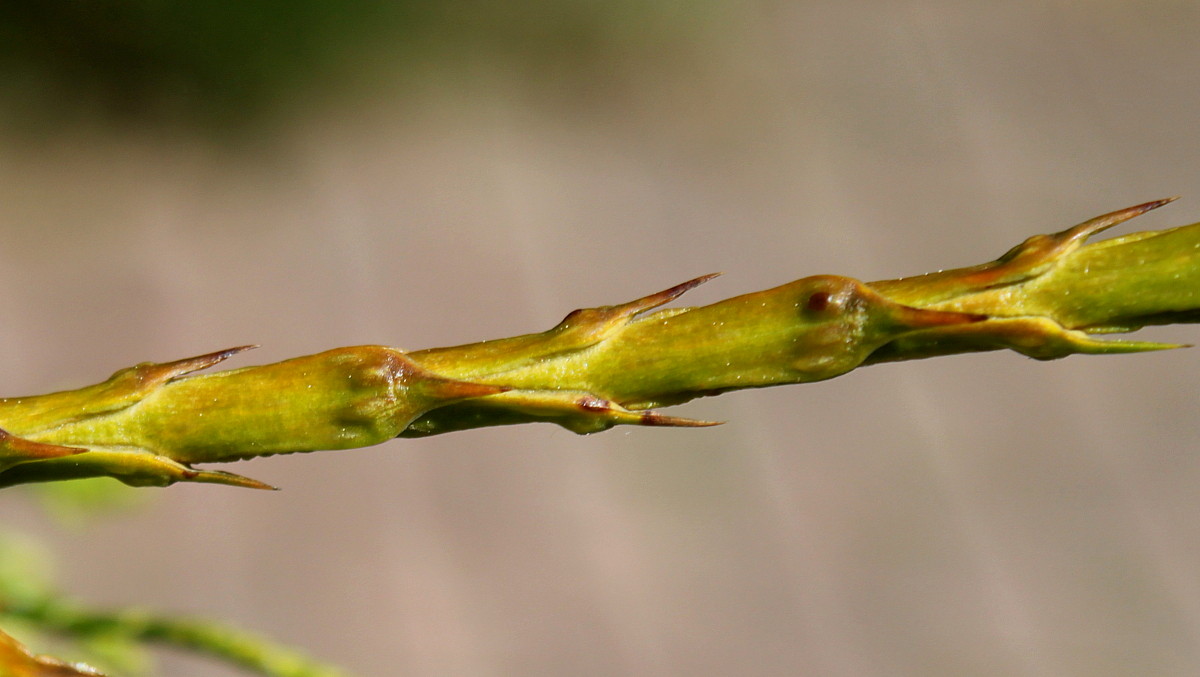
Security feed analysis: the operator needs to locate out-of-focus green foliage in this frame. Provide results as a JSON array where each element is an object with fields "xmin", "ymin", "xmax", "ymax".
[
  {"xmin": 0, "ymin": 0, "xmax": 718, "ymax": 132},
  {"xmin": 27, "ymin": 479, "xmax": 147, "ymax": 530},
  {"xmin": 0, "ymin": 532, "xmax": 54, "ymax": 608},
  {"xmin": 0, "ymin": 531, "xmax": 146, "ymax": 676},
  {"xmin": 0, "ymin": 530, "xmax": 352, "ymax": 676}
]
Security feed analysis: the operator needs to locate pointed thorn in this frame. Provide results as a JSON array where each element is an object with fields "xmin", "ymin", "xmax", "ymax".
[
  {"xmin": 189, "ymin": 344, "xmax": 260, "ymax": 367},
  {"xmin": 655, "ymin": 273, "xmax": 723, "ymax": 303},
  {"xmin": 156, "ymin": 345, "xmax": 259, "ymax": 380},
  {"xmin": 184, "ymin": 467, "xmax": 279, "ymax": 490},
  {"xmin": 1067, "ymin": 337, "xmax": 1187, "ymax": 355},
  {"xmin": 0, "ymin": 428, "xmax": 88, "ymax": 460},
  {"xmin": 1139, "ymin": 341, "xmax": 1189, "ymax": 351},
  {"xmin": 637, "ymin": 411, "xmax": 725, "ymax": 427},
  {"xmin": 617, "ymin": 273, "xmax": 722, "ymax": 316},
  {"xmin": 1139, "ymin": 196, "xmax": 1180, "ymax": 211},
  {"xmin": 1066, "ymin": 197, "xmax": 1179, "ymax": 242},
  {"xmin": 216, "ymin": 344, "xmax": 261, "ymax": 359}
]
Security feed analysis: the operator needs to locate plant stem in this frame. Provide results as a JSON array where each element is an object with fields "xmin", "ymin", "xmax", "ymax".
[
  {"xmin": 0, "ymin": 200, "xmax": 1196, "ymax": 489},
  {"xmin": 4, "ymin": 599, "xmax": 351, "ymax": 677}
]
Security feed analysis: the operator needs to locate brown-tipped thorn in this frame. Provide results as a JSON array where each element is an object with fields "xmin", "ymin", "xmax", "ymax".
[
  {"xmin": 154, "ymin": 345, "xmax": 259, "ymax": 380},
  {"xmin": 0, "ymin": 428, "xmax": 87, "ymax": 460},
  {"xmin": 637, "ymin": 411, "xmax": 725, "ymax": 427},
  {"xmin": 871, "ymin": 198, "xmax": 1182, "ymax": 304},
  {"xmin": 1054, "ymin": 197, "xmax": 1179, "ymax": 245},
  {"xmin": 184, "ymin": 467, "xmax": 279, "ymax": 490},
  {"xmin": 956, "ymin": 198, "xmax": 1181, "ymax": 292},
  {"xmin": 616, "ymin": 273, "xmax": 722, "ymax": 317}
]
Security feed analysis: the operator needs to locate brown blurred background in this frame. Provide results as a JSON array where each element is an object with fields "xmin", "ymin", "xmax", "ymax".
[{"xmin": 3, "ymin": 1, "xmax": 1200, "ymax": 675}]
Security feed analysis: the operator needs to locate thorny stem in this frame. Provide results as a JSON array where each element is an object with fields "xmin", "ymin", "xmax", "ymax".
[
  {"xmin": 405, "ymin": 198, "xmax": 1196, "ymax": 432},
  {"xmin": 0, "ymin": 198, "xmax": 1195, "ymax": 492},
  {"xmin": 2, "ymin": 199, "xmax": 1199, "ymax": 677}
]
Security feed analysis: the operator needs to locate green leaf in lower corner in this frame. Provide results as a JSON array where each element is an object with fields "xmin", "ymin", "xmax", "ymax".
[{"xmin": 30, "ymin": 479, "xmax": 149, "ymax": 529}]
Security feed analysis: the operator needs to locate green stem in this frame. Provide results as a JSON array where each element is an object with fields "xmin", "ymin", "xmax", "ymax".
[
  {"xmin": 409, "ymin": 199, "xmax": 1199, "ymax": 432},
  {"xmin": 0, "ymin": 200, "xmax": 1196, "ymax": 489},
  {"xmin": 4, "ymin": 599, "xmax": 352, "ymax": 677}
]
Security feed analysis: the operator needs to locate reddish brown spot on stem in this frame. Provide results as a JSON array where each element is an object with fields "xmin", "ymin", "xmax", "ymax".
[{"xmin": 806, "ymin": 291, "xmax": 832, "ymax": 312}]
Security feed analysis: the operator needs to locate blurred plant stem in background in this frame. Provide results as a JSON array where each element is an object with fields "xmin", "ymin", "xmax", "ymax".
[
  {"xmin": 1, "ymin": 528, "xmax": 351, "ymax": 677},
  {"xmin": 1, "ymin": 526, "xmax": 146, "ymax": 676}
]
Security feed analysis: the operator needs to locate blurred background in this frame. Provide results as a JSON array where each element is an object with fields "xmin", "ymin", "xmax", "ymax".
[{"xmin": 2, "ymin": 1, "xmax": 1200, "ymax": 675}]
